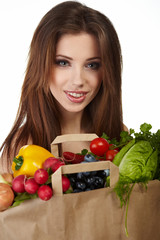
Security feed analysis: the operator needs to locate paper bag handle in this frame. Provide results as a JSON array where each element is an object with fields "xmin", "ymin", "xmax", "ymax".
[
  {"xmin": 51, "ymin": 161, "xmax": 119, "ymax": 196},
  {"xmin": 51, "ymin": 133, "xmax": 98, "ymax": 157}
]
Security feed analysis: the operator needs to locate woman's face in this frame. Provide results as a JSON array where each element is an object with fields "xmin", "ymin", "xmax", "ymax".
[{"xmin": 50, "ymin": 32, "xmax": 102, "ymax": 114}]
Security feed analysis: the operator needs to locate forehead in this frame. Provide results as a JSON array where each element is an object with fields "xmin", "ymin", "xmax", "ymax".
[{"xmin": 56, "ymin": 32, "xmax": 101, "ymax": 58}]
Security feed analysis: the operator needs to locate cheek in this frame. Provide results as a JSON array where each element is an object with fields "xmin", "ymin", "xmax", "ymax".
[
  {"xmin": 49, "ymin": 69, "xmax": 64, "ymax": 89},
  {"xmin": 90, "ymin": 73, "xmax": 102, "ymax": 92}
]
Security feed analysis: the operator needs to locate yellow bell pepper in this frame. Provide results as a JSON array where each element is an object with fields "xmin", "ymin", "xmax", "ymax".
[{"xmin": 12, "ymin": 145, "xmax": 54, "ymax": 178}]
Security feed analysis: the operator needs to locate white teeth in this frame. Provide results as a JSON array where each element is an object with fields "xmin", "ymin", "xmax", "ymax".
[{"xmin": 68, "ymin": 92, "xmax": 84, "ymax": 98}]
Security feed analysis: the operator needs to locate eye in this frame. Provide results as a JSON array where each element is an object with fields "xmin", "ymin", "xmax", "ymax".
[
  {"xmin": 86, "ymin": 62, "xmax": 101, "ymax": 70},
  {"xmin": 55, "ymin": 59, "xmax": 70, "ymax": 67}
]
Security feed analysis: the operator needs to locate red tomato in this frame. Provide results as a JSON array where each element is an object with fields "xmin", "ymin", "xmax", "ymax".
[
  {"xmin": 109, "ymin": 144, "xmax": 119, "ymax": 151},
  {"xmin": 90, "ymin": 138, "xmax": 109, "ymax": 157},
  {"xmin": 105, "ymin": 149, "xmax": 119, "ymax": 161}
]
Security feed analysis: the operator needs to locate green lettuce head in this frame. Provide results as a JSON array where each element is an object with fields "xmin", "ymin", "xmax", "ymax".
[{"xmin": 113, "ymin": 139, "xmax": 158, "ymax": 183}]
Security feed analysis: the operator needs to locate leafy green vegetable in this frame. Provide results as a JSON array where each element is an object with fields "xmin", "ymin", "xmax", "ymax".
[
  {"xmin": 113, "ymin": 139, "xmax": 135, "ymax": 167},
  {"xmin": 118, "ymin": 141, "xmax": 157, "ymax": 182},
  {"xmin": 112, "ymin": 123, "xmax": 160, "ymax": 237},
  {"xmin": 10, "ymin": 192, "xmax": 38, "ymax": 208},
  {"xmin": 134, "ymin": 123, "xmax": 160, "ymax": 180},
  {"xmin": 102, "ymin": 129, "xmax": 134, "ymax": 149}
]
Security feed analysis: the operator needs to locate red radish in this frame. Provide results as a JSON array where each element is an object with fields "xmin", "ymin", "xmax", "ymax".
[
  {"xmin": 34, "ymin": 168, "xmax": 49, "ymax": 184},
  {"xmin": 25, "ymin": 178, "xmax": 39, "ymax": 194},
  {"xmin": 37, "ymin": 185, "xmax": 53, "ymax": 201},
  {"xmin": 12, "ymin": 175, "xmax": 26, "ymax": 193},
  {"xmin": 51, "ymin": 161, "xmax": 65, "ymax": 173},
  {"xmin": 62, "ymin": 175, "xmax": 70, "ymax": 192},
  {"xmin": 43, "ymin": 157, "xmax": 61, "ymax": 170}
]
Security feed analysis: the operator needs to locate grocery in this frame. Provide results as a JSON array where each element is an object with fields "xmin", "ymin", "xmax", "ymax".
[
  {"xmin": 0, "ymin": 123, "xmax": 160, "ymax": 239},
  {"xmin": 0, "ymin": 183, "xmax": 14, "ymax": 211},
  {"xmin": 12, "ymin": 145, "xmax": 54, "ymax": 177},
  {"xmin": 34, "ymin": 168, "xmax": 49, "ymax": 185},
  {"xmin": 12, "ymin": 175, "xmax": 26, "ymax": 193},
  {"xmin": 68, "ymin": 169, "xmax": 107, "ymax": 193}
]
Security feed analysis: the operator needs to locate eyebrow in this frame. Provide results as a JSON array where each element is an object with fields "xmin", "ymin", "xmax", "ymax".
[{"xmin": 56, "ymin": 55, "xmax": 101, "ymax": 61}]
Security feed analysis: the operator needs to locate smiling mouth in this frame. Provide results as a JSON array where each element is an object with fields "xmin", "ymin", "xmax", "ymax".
[
  {"xmin": 68, "ymin": 92, "xmax": 85, "ymax": 97},
  {"xmin": 64, "ymin": 91, "xmax": 88, "ymax": 103}
]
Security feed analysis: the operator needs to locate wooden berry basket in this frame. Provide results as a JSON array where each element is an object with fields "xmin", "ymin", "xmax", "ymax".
[{"xmin": 50, "ymin": 133, "xmax": 119, "ymax": 196}]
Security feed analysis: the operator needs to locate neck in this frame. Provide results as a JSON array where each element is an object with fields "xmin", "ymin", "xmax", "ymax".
[
  {"xmin": 59, "ymin": 109, "xmax": 91, "ymax": 154},
  {"xmin": 60, "ymin": 110, "xmax": 84, "ymax": 135}
]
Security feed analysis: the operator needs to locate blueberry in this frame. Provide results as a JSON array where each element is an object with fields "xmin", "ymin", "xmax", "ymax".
[
  {"xmin": 104, "ymin": 169, "xmax": 110, "ymax": 177},
  {"xmin": 82, "ymin": 171, "xmax": 91, "ymax": 177},
  {"xmin": 76, "ymin": 181, "xmax": 86, "ymax": 191},
  {"xmin": 77, "ymin": 172, "xmax": 86, "ymax": 181},
  {"xmin": 97, "ymin": 170, "xmax": 107, "ymax": 178},
  {"xmin": 85, "ymin": 188, "xmax": 92, "ymax": 192},
  {"xmin": 94, "ymin": 176, "xmax": 104, "ymax": 189},
  {"xmin": 84, "ymin": 154, "xmax": 97, "ymax": 162},
  {"xmin": 85, "ymin": 185, "xmax": 95, "ymax": 191},
  {"xmin": 69, "ymin": 177, "xmax": 77, "ymax": 188},
  {"xmin": 80, "ymin": 160, "xmax": 92, "ymax": 176},
  {"xmin": 73, "ymin": 189, "xmax": 83, "ymax": 193},
  {"xmin": 85, "ymin": 176, "xmax": 96, "ymax": 187},
  {"xmin": 90, "ymin": 171, "xmax": 97, "ymax": 176}
]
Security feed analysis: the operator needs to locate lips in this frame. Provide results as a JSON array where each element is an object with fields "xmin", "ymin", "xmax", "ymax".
[{"xmin": 64, "ymin": 91, "xmax": 88, "ymax": 103}]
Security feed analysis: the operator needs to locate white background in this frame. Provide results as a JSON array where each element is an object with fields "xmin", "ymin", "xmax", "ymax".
[{"xmin": 0, "ymin": 0, "xmax": 160, "ymax": 146}]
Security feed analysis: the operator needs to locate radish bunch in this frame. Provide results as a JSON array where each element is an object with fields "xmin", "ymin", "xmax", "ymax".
[
  {"xmin": 12, "ymin": 168, "xmax": 53, "ymax": 201},
  {"xmin": 12, "ymin": 157, "xmax": 71, "ymax": 203}
]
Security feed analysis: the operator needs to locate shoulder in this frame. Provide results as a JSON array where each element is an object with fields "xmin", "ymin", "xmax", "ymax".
[
  {"xmin": 0, "ymin": 133, "xmax": 33, "ymax": 174},
  {"xmin": 123, "ymin": 123, "xmax": 128, "ymax": 132}
]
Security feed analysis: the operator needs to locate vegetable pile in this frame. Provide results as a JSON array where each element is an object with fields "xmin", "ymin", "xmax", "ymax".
[
  {"xmin": 112, "ymin": 123, "xmax": 160, "ymax": 236},
  {"xmin": 0, "ymin": 137, "xmax": 114, "ymax": 211},
  {"xmin": 0, "ymin": 122, "xmax": 159, "ymax": 222},
  {"xmin": 112, "ymin": 123, "xmax": 160, "ymax": 203}
]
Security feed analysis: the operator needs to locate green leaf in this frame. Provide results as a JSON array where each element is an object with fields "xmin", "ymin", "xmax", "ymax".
[
  {"xmin": 45, "ymin": 175, "xmax": 52, "ymax": 185},
  {"xmin": 113, "ymin": 139, "xmax": 135, "ymax": 166},
  {"xmin": 47, "ymin": 167, "xmax": 53, "ymax": 176},
  {"xmin": 10, "ymin": 200, "xmax": 24, "ymax": 208},
  {"xmin": 14, "ymin": 192, "xmax": 37, "ymax": 201},
  {"xmin": 119, "ymin": 131, "xmax": 133, "ymax": 145},
  {"xmin": 101, "ymin": 132, "xmax": 110, "ymax": 140},
  {"xmin": 64, "ymin": 186, "xmax": 73, "ymax": 194},
  {"xmin": 109, "ymin": 138, "xmax": 119, "ymax": 146},
  {"xmin": 81, "ymin": 149, "xmax": 88, "ymax": 155},
  {"xmin": 129, "ymin": 128, "xmax": 135, "ymax": 135},
  {"xmin": 10, "ymin": 192, "xmax": 38, "ymax": 208},
  {"xmin": 105, "ymin": 176, "xmax": 110, "ymax": 187},
  {"xmin": 140, "ymin": 123, "xmax": 152, "ymax": 133}
]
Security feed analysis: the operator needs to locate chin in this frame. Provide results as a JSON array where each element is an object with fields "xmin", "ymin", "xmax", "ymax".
[{"xmin": 61, "ymin": 104, "xmax": 86, "ymax": 114}]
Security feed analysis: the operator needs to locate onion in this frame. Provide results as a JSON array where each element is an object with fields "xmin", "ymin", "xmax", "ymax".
[
  {"xmin": 2, "ymin": 173, "xmax": 13, "ymax": 185},
  {"xmin": 0, "ymin": 183, "xmax": 14, "ymax": 211}
]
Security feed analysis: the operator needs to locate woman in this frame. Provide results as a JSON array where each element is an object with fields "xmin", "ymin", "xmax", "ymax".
[{"xmin": 0, "ymin": 1, "xmax": 126, "ymax": 173}]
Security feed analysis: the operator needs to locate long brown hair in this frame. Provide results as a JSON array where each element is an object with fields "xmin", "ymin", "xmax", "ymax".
[{"xmin": 1, "ymin": 1, "xmax": 123, "ymax": 168}]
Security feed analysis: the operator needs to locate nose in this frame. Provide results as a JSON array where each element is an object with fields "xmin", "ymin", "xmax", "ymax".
[{"xmin": 71, "ymin": 66, "xmax": 85, "ymax": 87}]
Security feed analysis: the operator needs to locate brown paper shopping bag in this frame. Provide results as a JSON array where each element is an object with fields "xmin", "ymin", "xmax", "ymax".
[
  {"xmin": 50, "ymin": 133, "xmax": 160, "ymax": 240},
  {"xmin": 0, "ymin": 180, "xmax": 159, "ymax": 240},
  {"xmin": 0, "ymin": 133, "xmax": 160, "ymax": 240}
]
